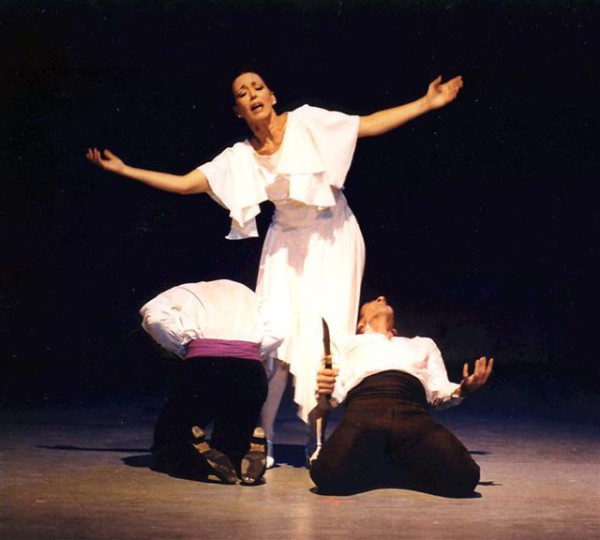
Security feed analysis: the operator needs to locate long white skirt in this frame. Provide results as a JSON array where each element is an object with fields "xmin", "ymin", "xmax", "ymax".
[{"xmin": 256, "ymin": 190, "xmax": 365, "ymax": 422}]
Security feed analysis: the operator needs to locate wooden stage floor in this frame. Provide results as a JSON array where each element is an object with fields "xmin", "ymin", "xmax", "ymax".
[{"xmin": 1, "ymin": 390, "xmax": 598, "ymax": 540}]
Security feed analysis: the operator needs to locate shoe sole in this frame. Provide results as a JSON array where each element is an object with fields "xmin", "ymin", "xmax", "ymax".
[
  {"xmin": 190, "ymin": 426, "xmax": 238, "ymax": 484},
  {"xmin": 240, "ymin": 427, "xmax": 267, "ymax": 485}
]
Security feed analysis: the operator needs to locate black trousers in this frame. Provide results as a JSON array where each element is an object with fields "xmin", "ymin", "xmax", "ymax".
[
  {"xmin": 310, "ymin": 371, "xmax": 480, "ymax": 497},
  {"xmin": 152, "ymin": 356, "xmax": 268, "ymax": 476}
]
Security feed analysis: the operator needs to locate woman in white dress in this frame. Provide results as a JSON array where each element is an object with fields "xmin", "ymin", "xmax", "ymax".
[{"xmin": 87, "ymin": 71, "xmax": 463, "ymax": 466}]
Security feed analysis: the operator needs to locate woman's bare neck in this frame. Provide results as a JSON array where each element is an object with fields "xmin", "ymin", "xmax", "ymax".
[{"xmin": 249, "ymin": 112, "xmax": 288, "ymax": 155}]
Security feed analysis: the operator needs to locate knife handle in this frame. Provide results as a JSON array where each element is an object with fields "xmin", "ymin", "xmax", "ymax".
[{"xmin": 322, "ymin": 354, "xmax": 333, "ymax": 400}]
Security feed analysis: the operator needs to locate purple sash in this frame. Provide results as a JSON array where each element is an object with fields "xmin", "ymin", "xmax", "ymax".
[{"xmin": 184, "ymin": 338, "xmax": 261, "ymax": 362}]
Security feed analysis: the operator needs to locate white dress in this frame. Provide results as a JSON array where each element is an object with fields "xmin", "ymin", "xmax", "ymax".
[{"xmin": 198, "ymin": 105, "xmax": 365, "ymax": 421}]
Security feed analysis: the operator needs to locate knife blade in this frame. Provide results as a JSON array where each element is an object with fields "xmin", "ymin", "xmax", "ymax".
[{"xmin": 321, "ymin": 317, "xmax": 332, "ymax": 369}]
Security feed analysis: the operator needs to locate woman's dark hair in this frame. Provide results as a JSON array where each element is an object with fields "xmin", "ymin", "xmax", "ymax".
[{"xmin": 228, "ymin": 64, "xmax": 274, "ymax": 99}]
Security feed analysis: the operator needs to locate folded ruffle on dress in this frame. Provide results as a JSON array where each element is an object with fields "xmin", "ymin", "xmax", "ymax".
[{"xmin": 198, "ymin": 105, "xmax": 359, "ymax": 239}]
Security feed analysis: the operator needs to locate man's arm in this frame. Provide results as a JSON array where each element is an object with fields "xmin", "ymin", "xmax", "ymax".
[{"xmin": 139, "ymin": 287, "xmax": 195, "ymax": 358}]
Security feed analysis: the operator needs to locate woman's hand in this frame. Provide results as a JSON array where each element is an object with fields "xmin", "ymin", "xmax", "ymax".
[
  {"xmin": 86, "ymin": 148, "xmax": 125, "ymax": 174},
  {"xmin": 424, "ymin": 75, "xmax": 464, "ymax": 110}
]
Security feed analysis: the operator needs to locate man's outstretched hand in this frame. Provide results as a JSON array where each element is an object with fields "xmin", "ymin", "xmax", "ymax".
[{"xmin": 458, "ymin": 356, "xmax": 494, "ymax": 397}]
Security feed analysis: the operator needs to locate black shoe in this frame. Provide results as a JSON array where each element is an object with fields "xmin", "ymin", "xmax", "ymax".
[
  {"xmin": 190, "ymin": 426, "xmax": 238, "ymax": 484},
  {"xmin": 240, "ymin": 427, "xmax": 267, "ymax": 485}
]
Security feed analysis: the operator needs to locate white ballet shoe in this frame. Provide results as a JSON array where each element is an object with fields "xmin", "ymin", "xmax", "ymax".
[{"xmin": 266, "ymin": 439, "xmax": 275, "ymax": 469}]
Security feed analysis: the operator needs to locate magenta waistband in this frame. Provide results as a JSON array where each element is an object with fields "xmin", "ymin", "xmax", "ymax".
[{"xmin": 184, "ymin": 338, "xmax": 261, "ymax": 362}]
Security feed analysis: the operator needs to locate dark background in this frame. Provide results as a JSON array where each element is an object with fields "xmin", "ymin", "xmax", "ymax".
[{"xmin": 3, "ymin": 1, "xmax": 598, "ymax": 416}]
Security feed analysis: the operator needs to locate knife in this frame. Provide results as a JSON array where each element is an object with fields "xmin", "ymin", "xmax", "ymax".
[{"xmin": 321, "ymin": 318, "xmax": 333, "ymax": 399}]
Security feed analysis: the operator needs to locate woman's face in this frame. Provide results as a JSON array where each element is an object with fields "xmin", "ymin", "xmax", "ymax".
[{"xmin": 232, "ymin": 72, "xmax": 276, "ymax": 122}]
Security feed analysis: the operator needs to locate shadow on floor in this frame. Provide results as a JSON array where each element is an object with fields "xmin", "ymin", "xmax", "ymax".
[
  {"xmin": 38, "ymin": 445, "xmax": 149, "ymax": 453},
  {"xmin": 37, "ymin": 442, "xmax": 308, "ymax": 468}
]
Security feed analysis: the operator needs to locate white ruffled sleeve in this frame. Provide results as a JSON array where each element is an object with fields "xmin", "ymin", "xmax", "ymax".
[
  {"xmin": 276, "ymin": 105, "xmax": 359, "ymax": 207},
  {"xmin": 301, "ymin": 104, "xmax": 360, "ymax": 189},
  {"xmin": 198, "ymin": 142, "xmax": 268, "ymax": 240}
]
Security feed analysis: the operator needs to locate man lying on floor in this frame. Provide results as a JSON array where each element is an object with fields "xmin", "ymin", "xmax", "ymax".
[
  {"xmin": 140, "ymin": 279, "xmax": 282, "ymax": 485},
  {"xmin": 310, "ymin": 295, "xmax": 493, "ymax": 497}
]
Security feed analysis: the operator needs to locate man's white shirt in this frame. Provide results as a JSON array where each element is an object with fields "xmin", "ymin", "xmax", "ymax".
[
  {"xmin": 331, "ymin": 333, "xmax": 463, "ymax": 409},
  {"xmin": 139, "ymin": 279, "xmax": 282, "ymax": 359}
]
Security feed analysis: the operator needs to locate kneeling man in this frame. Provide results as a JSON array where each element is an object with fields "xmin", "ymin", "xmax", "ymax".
[
  {"xmin": 140, "ymin": 279, "xmax": 281, "ymax": 485},
  {"xmin": 310, "ymin": 296, "xmax": 493, "ymax": 497}
]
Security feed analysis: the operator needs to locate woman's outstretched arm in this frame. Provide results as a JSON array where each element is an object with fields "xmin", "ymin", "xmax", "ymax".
[
  {"xmin": 86, "ymin": 148, "xmax": 210, "ymax": 195},
  {"xmin": 357, "ymin": 75, "xmax": 463, "ymax": 138}
]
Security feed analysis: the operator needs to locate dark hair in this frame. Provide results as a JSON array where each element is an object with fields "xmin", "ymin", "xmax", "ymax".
[{"xmin": 228, "ymin": 64, "xmax": 274, "ymax": 98}]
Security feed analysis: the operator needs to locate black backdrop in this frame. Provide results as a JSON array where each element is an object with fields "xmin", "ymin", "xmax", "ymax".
[{"xmin": 3, "ymin": 1, "xmax": 598, "ymax": 405}]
